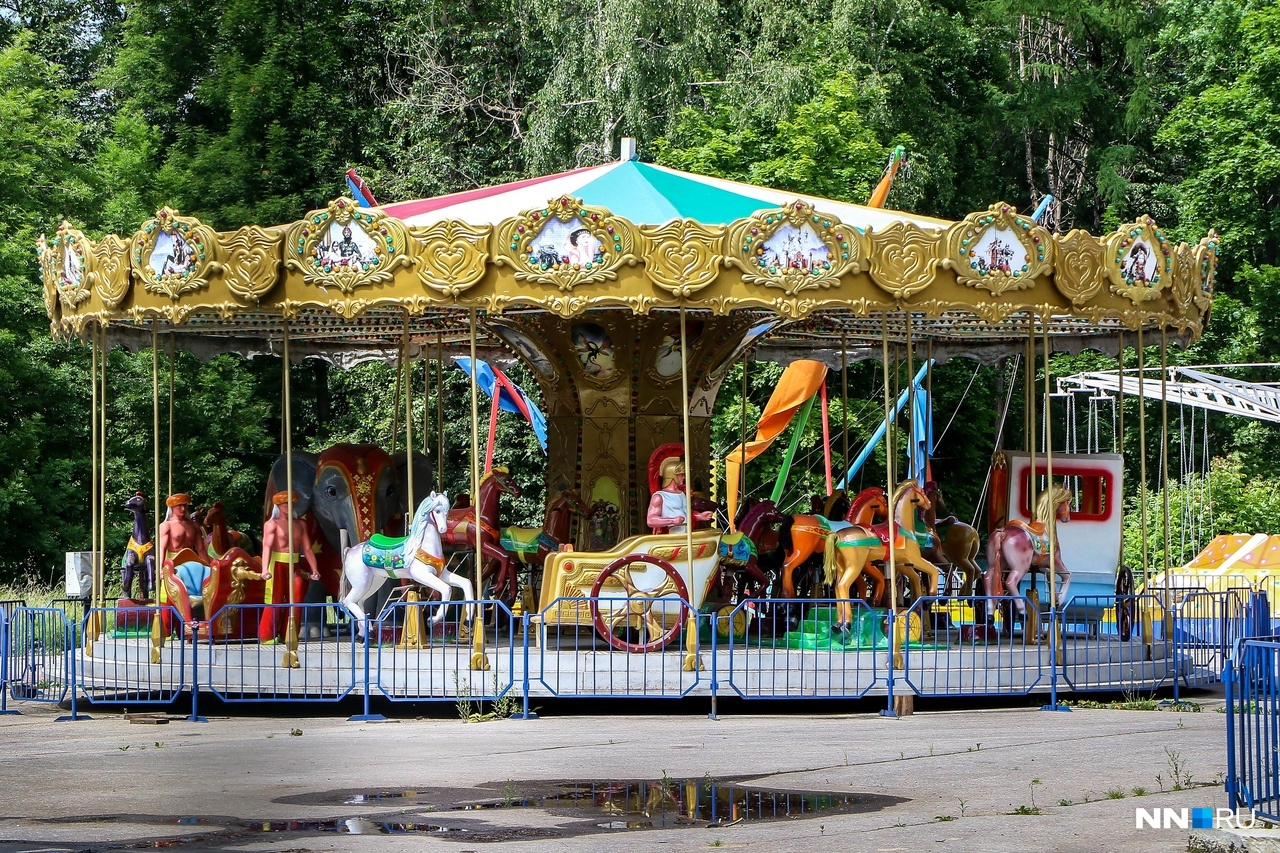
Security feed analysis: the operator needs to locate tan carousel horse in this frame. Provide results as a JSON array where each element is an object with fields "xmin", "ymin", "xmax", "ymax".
[
  {"xmin": 920, "ymin": 481, "xmax": 983, "ymax": 596},
  {"xmin": 986, "ymin": 484, "xmax": 1073, "ymax": 613},
  {"xmin": 874, "ymin": 481, "xmax": 943, "ymax": 603}
]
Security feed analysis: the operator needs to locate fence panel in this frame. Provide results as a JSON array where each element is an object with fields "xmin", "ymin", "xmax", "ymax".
[
  {"xmin": 1058, "ymin": 593, "xmax": 1173, "ymax": 692},
  {"xmin": 6, "ymin": 608, "xmax": 72, "ymax": 704},
  {"xmin": 723, "ymin": 599, "xmax": 879, "ymax": 699},
  {"xmin": 373, "ymin": 599, "xmax": 515, "ymax": 704},
  {"xmin": 1172, "ymin": 590, "xmax": 1246, "ymax": 689},
  {"xmin": 899, "ymin": 595, "xmax": 1045, "ymax": 696},
  {"xmin": 537, "ymin": 596, "xmax": 702, "ymax": 698},
  {"xmin": 78, "ymin": 605, "xmax": 187, "ymax": 704},
  {"xmin": 201, "ymin": 603, "xmax": 357, "ymax": 702},
  {"xmin": 1228, "ymin": 638, "xmax": 1280, "ymax": 822}
]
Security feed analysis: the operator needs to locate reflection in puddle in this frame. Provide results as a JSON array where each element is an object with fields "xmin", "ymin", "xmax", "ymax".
[
  {"xmin": 344, "ymin": 779, "xmax": 879, "ymax": 827},
  {"xmin": 246, "ymin": 818, "xmax": 465, "ymax": 835}
]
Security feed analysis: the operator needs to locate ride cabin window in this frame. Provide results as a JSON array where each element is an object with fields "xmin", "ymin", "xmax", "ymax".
[{"xmin": 1018, "ymin": 466, "xmax": 1112, "ymax": 522}]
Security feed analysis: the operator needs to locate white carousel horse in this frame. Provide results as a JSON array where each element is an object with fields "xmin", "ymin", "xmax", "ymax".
[{"xmin": 339, "ymin": 491, "xmax": 473, "ymax": 633}]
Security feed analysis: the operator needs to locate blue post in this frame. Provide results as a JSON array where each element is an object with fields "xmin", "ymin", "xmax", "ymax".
[
  {"xmin": 881, "ymin": 608, "xmax": 898, "ymax": 718},
  {"xmin": 838, "ymin": 362, "xmax": 932, "ymax": 489},
  {"xmin": 56, "ymin": 618, "xmax": 91, "ymax": 722},
  {"xmin": 1042, "ymin": 605, "xmax": 1069, "ymax": 711},
  {"xmin": 188, "ymin": 618, "xmax": 206, "ymax": 722},
  {"xmin": 0, "ymin": 611, "xmax": 17, "ymax": 715},
  {"xmin": 348, "ymin": 620, "xmax": 385, "ymax": 722},
  {"xmin": 708, "ymin": 611, "xmax": 719, "ymax": 721},
  {"xmin": 518, "ymin": 613, "xmax": 537, "ymax": 720},
  {"xmin": 1225, "ymin": 651, "xmax": 1237, "ymax": 807}
]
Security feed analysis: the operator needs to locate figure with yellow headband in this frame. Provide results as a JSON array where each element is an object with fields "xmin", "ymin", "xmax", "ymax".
[
  {"xmin": 157, "ymin": 493, "xmax": 214, "ymax": 597},
  {"xmin": 258, "ymin": 491, "xmax": 319, "ymax": 643},
  {"xmin": 646, "ymin": 457, "xmax": 714, "ymax": 534}
]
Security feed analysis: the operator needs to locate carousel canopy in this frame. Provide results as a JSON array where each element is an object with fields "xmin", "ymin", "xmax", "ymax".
[{"xmin": 36, "ymin": 154, "xmax": 1216, "ymax": 366}]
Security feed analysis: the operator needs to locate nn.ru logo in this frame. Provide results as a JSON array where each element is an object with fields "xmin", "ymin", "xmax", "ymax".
[{"xmin": 1136, "ymin": 807, "xmax": 1257, "ymax": 830}]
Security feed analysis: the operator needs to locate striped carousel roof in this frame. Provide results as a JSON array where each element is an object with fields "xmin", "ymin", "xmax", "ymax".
[{"xmin": 378, "ymin": 160, "xmax": 950, "ymax": 232}]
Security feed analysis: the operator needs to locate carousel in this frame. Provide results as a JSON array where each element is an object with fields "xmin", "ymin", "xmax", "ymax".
[{"xmin": 35, "ymin": 140, "xmax": 1218, "ymax": 700}]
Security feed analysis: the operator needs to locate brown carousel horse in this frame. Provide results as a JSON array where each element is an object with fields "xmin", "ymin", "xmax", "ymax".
[
  {"xmin": 920, "ymin": 481, "xmax": 984, "ymax": 596},
  {"xmin": 442, "ymin": 467, "xmax": 521, "ymax": 600},
  {"xmin": 200, "ymin": 502, "xmax": 256, "ymax": 561},
  {"xmin": 500, "ymin": 488, "xmax": 589, "ymax": 596},
  {"xmin": 986, "ymin": 484, "xmax": 1073, "ymax": 613}
]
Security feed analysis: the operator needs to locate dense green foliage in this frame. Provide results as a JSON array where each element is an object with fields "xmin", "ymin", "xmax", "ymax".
[{"xmin": 3, "ymin": 0, "xmax": 1280, "ymax": 584}]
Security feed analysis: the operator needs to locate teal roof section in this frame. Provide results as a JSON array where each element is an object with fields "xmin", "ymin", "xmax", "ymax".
[{"xmin": 576, "ymin": 162, "xmax": 767, "ymax": 225}]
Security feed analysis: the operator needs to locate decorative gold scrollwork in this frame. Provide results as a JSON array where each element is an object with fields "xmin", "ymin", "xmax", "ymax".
[
  {"xmin": 220, "ymin": 226, "xmax": 282, "ymax": 304},
  {"xmin": 283, "ymin": 198, "xmax": 410, "ymax": 296},
  {"xmin": 1105, "ymin": 216, "xmax": 1173, "ymax": 304},
  {"xmin": 942, "ymin": 203, "xmax": 1052, "ymax": 296},
  {"xmin": 724, "ymin": 201, "xmax": 863, "ymax": 296},
  {"xmin": 868, "ymin": 220, "xmax": 942, "ymax": 299},
  {"xmin": 131, "ymin": 207, "xmax": 222, "ymax": 301},
  {"xmin": 1193, "ymin": 231, "xmax": 1218, "ymax": 313},
  {"xmin": 494, "ymin": 196, "xmax": 636, "ymax": 292},
  {"xmin": 46, "ymin": 222, "xmax": 93, "ymax": 310},
  {"xmin": 35, "ymin": 234, "xmax": 59, "ymax": 320},
  {"xmin": 1052, "ymin": 229, "xmax": 1107, "ymax": 306},
  {"xmin": 639, "ymin": 220, "xmax": 723, "ymax": 297},
  {"xmin": 90, "ymin": 235, "xmax": 130, "ymax": 309},
  {"xmin": 1170, "ymin": 241, "xmax": 1197, "ymax": 311},
  {"xmin": 409, "ymin": 220, "xmax": 492, "ymax": 297}
]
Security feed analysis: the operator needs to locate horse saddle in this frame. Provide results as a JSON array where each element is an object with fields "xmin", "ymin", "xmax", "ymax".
[
  {"xmin": 718, "ymin": 532, "xmax": 757, "ymax": 566},
  {"xmin": 363, "ymin": 534, "xmax": 409, "ymax": 573},
  {"xmin": 1007, "ymin": 520, "xmax": 1049, "ymax": 555},
  {"xmin": 500, "ymin": 527, "xmax": 556, "ymax": 558}
]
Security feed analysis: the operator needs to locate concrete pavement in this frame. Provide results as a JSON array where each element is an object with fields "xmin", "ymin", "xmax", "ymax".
[{"xmin": 0, "ymin": 692, "xmax": 1238, "ymax": 852}]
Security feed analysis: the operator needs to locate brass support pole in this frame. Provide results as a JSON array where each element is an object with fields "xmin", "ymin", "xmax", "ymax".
[
  {"xmin": 1161, "ymin": 326, "xmax": 1172, "ymax": 630},
  {"xmin": 905, "ymin": 311, "xmax": 915, "ymax": 482},
  {"xmin": 1137, "ymin": 327, "xmax": 1148, "ymax": 584},
  {"xmin": 882, "ymin": 317, "xmax": 901, "ymax": 667},
  {"xmin": 167, "ymin": 334, "xmax": 175, "ymax": 497},
  {"xmin": 437, "ymin": 332, "xmax": 445, "ymax": 493},
  {"xmin": 1044, "ymin": 320, "xmax": 1060, "ymax": 659},
  {"xmin": 680, "ymin": 306, "xmax": 702, "ymax": 673},
  {"xmin": 403, "ymin": 312, "xmax": 414, "ymax": 523},
  {"xmin": 87, "ymin": 327, "xmax": 100, "ymax": 652},
  {"xmin": 841, "ymin": 331, "xmax": 849, "ymax": 478},
  {"xmin": 468, "ymin": 309, "xmax": 490, "ymax": 671},
  {"xmin": 152, "ymin": 324, "xmax": 161, "ymax": 564},
  {"xmin": 282, "ymin": 322, "xmax": 300, "ymax": 669},
  {"xmin": 1117, "ymin": 330, "xmax": 1125, "ymax": 569}
]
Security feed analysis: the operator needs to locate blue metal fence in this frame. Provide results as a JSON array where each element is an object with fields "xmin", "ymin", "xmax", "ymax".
[
  {"xmin": 1226, "ymin": 636, "xmax": 1280, "ymax": 823},
  {"xmin": 0, "ymin": 591, "xmax": 1254, "ymax": 716}
]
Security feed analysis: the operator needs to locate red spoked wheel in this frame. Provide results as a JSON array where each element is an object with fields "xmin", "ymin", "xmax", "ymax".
[
  {"xmin": 1115, "ymin": 565, "xmax": 1136, "ymax": 642},
  {"xmin": 590, "ymin": 554, "xmax": 690, "ymax": 653}
]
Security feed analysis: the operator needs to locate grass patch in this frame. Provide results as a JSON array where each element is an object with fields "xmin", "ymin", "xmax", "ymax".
[{"xmin": 1067, "ymin": 698, "xmax": 1202, "ymax": 713}]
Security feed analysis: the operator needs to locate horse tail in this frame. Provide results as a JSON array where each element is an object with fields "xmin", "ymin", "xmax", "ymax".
[
  {"xmin": 778, "ymin": 515, "xmax": 794, "ymax": 553},
  {"xmin": 823, "ymin": 531, "xmax": 840, "ymax": 587},
  {"xmin": 985, "ymin": 529, "xmax": 1005, "ymax": 596},
  {"xmin": 338, "ymin": 555, "xmax": 352, "ymax": 604}
]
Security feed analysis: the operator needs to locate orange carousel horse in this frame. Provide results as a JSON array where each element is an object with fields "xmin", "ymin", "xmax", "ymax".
[{"xmin": 776, "ymin": 486, "xmax": 889, "ymax": 599}]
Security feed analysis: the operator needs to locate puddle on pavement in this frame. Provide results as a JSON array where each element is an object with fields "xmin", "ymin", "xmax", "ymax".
[{"xmin": 44, "ymin": 779, "xmax": 904, "ymax": 848}]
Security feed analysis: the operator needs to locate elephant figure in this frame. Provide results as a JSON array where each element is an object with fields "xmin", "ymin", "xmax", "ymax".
[{"xmin": 264, "ymin": 443, "xmax": 432, "ymax": 627}]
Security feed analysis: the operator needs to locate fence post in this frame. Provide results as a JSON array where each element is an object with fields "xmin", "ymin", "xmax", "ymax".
[
  {"xmin": 56, "ymin": 616, "xmax": 90, "ymax": 722},
  {"xmin": 880, "ymin": 607, "xmax": 898, "ymax": 718},
  {"xmin": 188, "ymin": 618, "xmax": 207, "ymax": 723},
  {"xmin": 0, "ymin": 611, "xmax": 17, "ymax": 716},
  {"xmin": 708, "ymin": 611, "xmax": 718, "ymax": 721},
  {"xmin": 517, "ymin": 613, "xmax": 537, "ymax": 720},
  {"xmin": 1224, "ymin": 648, "xmax": 1237, "ymax": 808},
  {"xmin": 1041, "ymin": 602, "xmax": 1070, "ymax": 712},
  {"xmin": 348, "ymin": 620, "xmax": 385, "ymax": 722}
]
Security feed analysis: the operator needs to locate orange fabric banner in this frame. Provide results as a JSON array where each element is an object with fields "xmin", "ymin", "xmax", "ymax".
[{"xmin": 725, "ymin": 359, "xmax": 828, "ymax": 530}]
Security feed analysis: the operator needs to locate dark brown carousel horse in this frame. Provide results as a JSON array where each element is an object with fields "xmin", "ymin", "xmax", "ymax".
[{"xmin": 442, "ymin": 467, "xmax": 521, "ymax": 600}]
